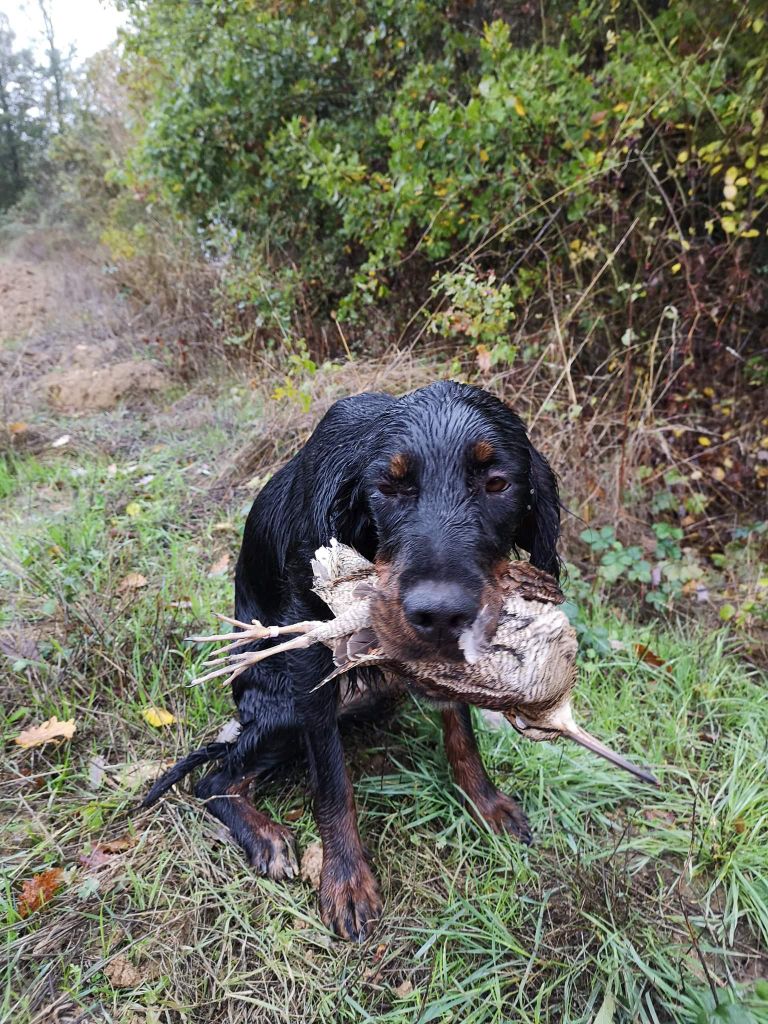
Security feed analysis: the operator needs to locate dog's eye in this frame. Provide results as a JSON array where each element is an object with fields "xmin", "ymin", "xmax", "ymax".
[
  {"xmin": 485, "ymin": 475, "xmax": 509, "ymax": 494},
  {"xmin": 378, "ymin": 481, "xmax": 417, "ymax": 498}
]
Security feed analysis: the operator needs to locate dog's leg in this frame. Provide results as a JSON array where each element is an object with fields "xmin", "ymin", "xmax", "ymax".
[
  {"xmin": 196, "ymin": 689, "xmax": 300, "ymax": 880},
  {"xmin": 442, "ymin": 703, "xmax": 532, "ymax": 844},
  {"xmin": 304, "ymin": 714, "xmax": 382, "ymax": 941},
  {"xmin": 196, "ymin": 768, "xmax": 299, "ymax": 879}
]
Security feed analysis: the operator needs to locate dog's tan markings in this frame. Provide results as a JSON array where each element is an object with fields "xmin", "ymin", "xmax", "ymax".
[
  {"xmin": 472, "ymin": 439, "xmax": 494, "ymax": 464},
  {"xmin": 441, "ymin": 707, "xmax": 531, "ymax": 842},
  {"xmin": 225, "ymin": 778, "xmax": 299, "ymax": 879},
  {"xmin": 388, "ymin": 453, "xmax": 410, "ymax": 479}
]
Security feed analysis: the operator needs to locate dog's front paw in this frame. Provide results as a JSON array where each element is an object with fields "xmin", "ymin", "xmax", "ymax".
[
  {"xmin": 245, "ymin": 822, "xmax": 299, "ymax": 880},
  {"xmin": 319, "ymin": 856, "xmax": 382, "ymax": 941},
  {"xmin": 469, "ymin": 789, "xmax": 532, "ymax": 845}
]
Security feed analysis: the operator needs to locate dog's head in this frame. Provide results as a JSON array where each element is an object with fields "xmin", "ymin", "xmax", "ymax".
[{"xmin": 333, "ymin": 381, "xmax": 560, "ymax": 661}]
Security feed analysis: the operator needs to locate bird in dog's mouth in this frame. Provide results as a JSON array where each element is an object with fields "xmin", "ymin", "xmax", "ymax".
[{"xmin": 188, "ymin": 540, "xmax": 659, "ymax": 787}]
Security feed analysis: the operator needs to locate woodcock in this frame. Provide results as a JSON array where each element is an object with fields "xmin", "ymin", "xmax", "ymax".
[{"xmin": 189, "ymin": 540, "xmax": 658, "ymax": 785}]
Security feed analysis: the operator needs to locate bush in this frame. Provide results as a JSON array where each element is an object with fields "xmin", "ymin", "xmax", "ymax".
[{"xmin": 114, "ymin": 0, "xmax": 767, "ymax": 377}]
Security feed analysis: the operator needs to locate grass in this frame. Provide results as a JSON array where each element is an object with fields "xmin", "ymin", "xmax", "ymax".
[{"xmin": 1, "ymin": 380, "xmax": 767, "ymax": 1024}]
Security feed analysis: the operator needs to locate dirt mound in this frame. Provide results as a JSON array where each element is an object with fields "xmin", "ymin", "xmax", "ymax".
[
  {"xmin": 39, "ymin": 360, "xmax": 168, "ymax": 412},
  {"xmin": 0, "ymin": 259, "xmax": 64, "ymax": 343}
]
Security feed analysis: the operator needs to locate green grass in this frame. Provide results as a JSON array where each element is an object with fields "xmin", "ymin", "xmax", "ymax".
[{"xmin": 1, "ymin": 405, "xmax": 767, "ymax": 1024}]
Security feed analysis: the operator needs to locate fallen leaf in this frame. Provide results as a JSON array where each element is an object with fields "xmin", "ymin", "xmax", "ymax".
[
  {"xmin": 698, "ymin": 729, "xmax": 720, "ymax": 744},
  {"xmin": 284, "ymin": 806, "xmax": 304, "ymax": 822},
  {"xmin": 104, "ymin": 956, "xmax": 143, "ymax": 989},
  {"xmin": 8, "ymin": 421, "xmax": 28, "ymax": 434},
  {"xmin": 15, "ymin": 716, "xmax": 76, "ymax": 749},
  {"xmin": 117, "ymin": 572, "xmax": 148, "ymax": 593},
  {"xmin": 393, "ymin": 979, "xmax": 414, "ymax": 999},
  {"xmin": 79, "ymin": 836, "xmax": 135, "ymax": 871},
  {"xmin": 733, "ymin": 818, "xmax": 747, "ymax": 834},
  {"xmin": 207, "ymin": 552, "xmax": 230, "ymax": 577},
  {"xmin": 300, "ymin": 842, "xmax": 323, "ymax": 890},
  {"xmin": 642, "ymin": 808, "xmax": 676, "ymax": 826},
  {"xmin": 88, "ymin": 754, "xmax": 107, "ymax": 789},
  {"xmin": 17, "ymin": 867, "xmax": 64, "ymax": 917},
  {"xmin": 634, "ymin": 644, "xmax": 666, "ymax": 669},
  {"xmin": 142, "ymin": 706, "xmax": 175, "ymax": 728},
  {"xmin": 79, "ymin": 847, "xmax": 114, "ymax": 870},
  {"xmin": 125, "ymin": 501, "xmax": 142, "ymax": 517},
  {"xmin": 113, "ymin": 759, "xmax": 169, "ymax": 790}
]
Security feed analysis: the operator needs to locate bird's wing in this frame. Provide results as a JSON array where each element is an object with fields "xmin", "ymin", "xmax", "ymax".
[{"xmin": 504, "ymin": 561, "xmax": 564, "ymax": 604}]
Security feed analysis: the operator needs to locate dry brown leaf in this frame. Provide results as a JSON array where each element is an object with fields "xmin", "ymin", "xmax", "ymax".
[
  {"xmin": 104, "ymin": 956, "xmax": 143, "ymax": 989},
  {"xmin": 117, "ymin": 572, "xmax": 148, "ymax": 593},
  {"xmin": 393, "ymin": 979, "xmax": 414, "ymax": 999},
  {"xmin": 17, "ymin": 867, "xmax": 64, "ymax": 917},
  {"xmin": 79, "ymin": 836, "xmax": 135, "ymax": 870},
  {"xmin": 15, "ymin": 716, "xmax": 76, "ymax": 749},
  {"xmin": 284, "ymin": 806, "xmax": 304, "ymax": 823},
  {"xmin": 634, "ymin": 644, "xmax": 667, "ymax": 670},
  {"xmin": 8, "ymin": 421, "xmax": 28, "ymax": 435},
  {"xmin": 300, "ymin": 842, "xmax": 323, "ymax": 890},
  {"xmin": 113, "ymin": 759, "xmax": 169, "ymax": 790},
  {"xmin": 642, "ymin": 808, "xmax": 676, "ymax": 826},
  {"xmin": 207, "ymin": 552, "xmax": 230, "ymax": 577}
]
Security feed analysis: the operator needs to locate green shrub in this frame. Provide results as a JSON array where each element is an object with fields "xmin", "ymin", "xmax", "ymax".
[{"xmin": 115, "ymin": 0, "xmax": 768, "ymax": 368}]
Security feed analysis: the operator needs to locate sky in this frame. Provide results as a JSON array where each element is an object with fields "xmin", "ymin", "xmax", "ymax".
[{"xmin": 3, "ymin": 0, "xmax": 127, "ymax": 63}]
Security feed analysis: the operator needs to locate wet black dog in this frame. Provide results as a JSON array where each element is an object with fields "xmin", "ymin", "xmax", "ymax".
[{"xmin": 143, "ymin": 381, "xmax": 560, "ymax": 940}]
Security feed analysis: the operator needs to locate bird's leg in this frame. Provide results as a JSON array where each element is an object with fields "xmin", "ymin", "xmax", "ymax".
[
  {"xmin": 442, "ymin": 703, "xmax": 532, "ymax": 845},
  {"xmin": 188, "ymin": 627, "xmax": 322, "ymax": 687}
]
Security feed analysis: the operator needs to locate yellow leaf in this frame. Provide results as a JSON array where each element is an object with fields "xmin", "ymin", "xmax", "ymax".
[
  {"xmin": 711, "ymin": 466, "xmax": 725, "ymax": 481},
  {"xmin": 142, "ymin": 706, "xmax": 175, "ymax": 728},
  {"xmin": 125, "ymin": 502, "xmax": 141, "ymax": 517},
  {"xmin": 612, "ymin": 102, "xmax": 628, "ymax": 113},
  {"xmin": 671, "ymin": 262, "xmax": 681, "ymax": 274},
  {"xmin": 415, "ymin": 138, "xmax": 425, "ymax": 150},
  {"xmin": 677, "ymin": 150, "xmax": 688, "ymax": 164},
  {"xmin": 698, "ymin": 436, "xmax": 712, "ymax": 447},
  {"xmin": 514, "ymin": 96, "xmax": 526, "ymax": 117},
  {"xmin": 15, "ymin": 717, "xmax": 76, "ymax": 749},
  {"xmin": 753, "ymin": 16, "xmax": 764, "ymax": 33},
  {"xmin": 8, "ymin": 421, "xmax": 28, "ymax": 435},
  {"xmin": 478, "ymin": 148, "xmax": 489, "ymax": 163},
  {"xmin": 720, "ymin": 216, "xmax": 737, "ymax": 234},
  {"xmin": 724, "ymin": 166, "xmax": 738, "ymax": 185}
]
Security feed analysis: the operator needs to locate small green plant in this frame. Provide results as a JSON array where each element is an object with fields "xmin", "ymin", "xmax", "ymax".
[
  {"xmin": 579, "ymin": 521, "xmax": 708, "ymax": 609},
  {"xmin": 271, "ymin": 342, "xmax": 319, "ymax": 413},
  {"xmin": 427, "ymin": 266, "xmax": 516, "ymax": 355}
]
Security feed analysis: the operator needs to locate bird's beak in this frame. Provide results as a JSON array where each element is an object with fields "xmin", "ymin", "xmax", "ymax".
[{"xmin": 509, "ymin": 703, "xmax": 659, "ymax": 787}]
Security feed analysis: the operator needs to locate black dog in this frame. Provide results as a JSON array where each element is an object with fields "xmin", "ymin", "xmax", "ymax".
[{"xmin": 143, "ymin": 381, "xmax": 560, "ymax": 940}]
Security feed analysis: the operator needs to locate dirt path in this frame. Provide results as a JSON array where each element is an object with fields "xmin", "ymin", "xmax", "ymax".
[{"xmin": 0, "ymin": 240, "xmax": 171, "ymax": 430}]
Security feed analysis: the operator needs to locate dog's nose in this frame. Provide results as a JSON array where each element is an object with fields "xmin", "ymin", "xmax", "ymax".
[{"xmin": 402, "ymin": 581, "xmax": 479, "ymax": 643}]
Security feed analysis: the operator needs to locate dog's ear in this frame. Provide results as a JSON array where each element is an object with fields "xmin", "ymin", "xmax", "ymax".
[
  {"xmin": 329, "ymin": 477, "xmax": 378, "ymax": 561},
  {"xmin": 514, "ymin": 445, "xmax": 561, "ymax": 579}
]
